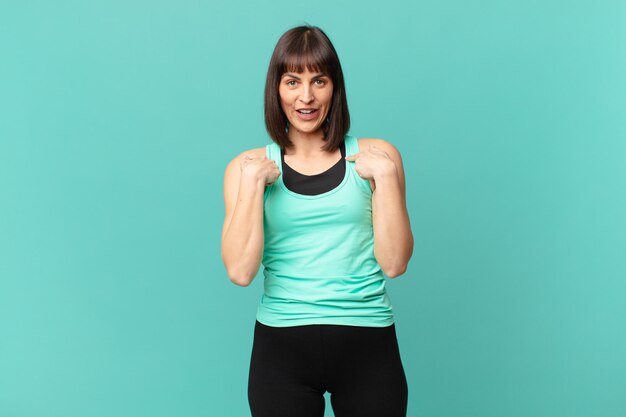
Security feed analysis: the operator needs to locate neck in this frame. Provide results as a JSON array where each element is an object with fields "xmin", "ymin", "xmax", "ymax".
[{"xmin": 285, "ymin": 128, "xmax": 329, "ymax": 156}]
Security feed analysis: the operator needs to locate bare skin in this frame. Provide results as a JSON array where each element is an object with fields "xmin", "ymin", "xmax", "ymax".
[{"xmin": 221, "ymin": 147, "xmax": 278, "ymax": 286}]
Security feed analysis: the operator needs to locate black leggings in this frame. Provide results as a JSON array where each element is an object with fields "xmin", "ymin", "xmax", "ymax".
[{"xmin": 248, "ymin": 320, "xmax": 408, "ymax": 417}]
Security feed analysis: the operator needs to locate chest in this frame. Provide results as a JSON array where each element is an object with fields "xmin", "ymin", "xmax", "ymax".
[{"xmin": 263, "ymin": 178, "xmax": 372, "ymax": 235}]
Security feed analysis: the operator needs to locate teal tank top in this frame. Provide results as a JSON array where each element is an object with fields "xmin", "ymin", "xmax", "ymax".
[{"xmin": 256, "ymin": 134, "xmax": 395, "ymax": 327}]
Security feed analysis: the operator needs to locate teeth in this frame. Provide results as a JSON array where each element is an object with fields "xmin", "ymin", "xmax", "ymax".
[{"xmin": 298, "ymin": 109, "xmax": 315, "ymax": 114}]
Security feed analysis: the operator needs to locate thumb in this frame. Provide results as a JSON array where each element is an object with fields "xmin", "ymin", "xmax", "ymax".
[{"xmin": 345, "ymin": 154, "xmax": 358, "ymax": 161}]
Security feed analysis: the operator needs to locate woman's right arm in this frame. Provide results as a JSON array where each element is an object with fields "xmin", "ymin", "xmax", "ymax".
[{"xmin": 221, "ymin": 149, "xmax": 280, "ymax": 286}]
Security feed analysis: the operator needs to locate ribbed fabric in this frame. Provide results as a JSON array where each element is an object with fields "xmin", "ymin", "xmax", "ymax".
[{"xmin": 256, "ymin": 134, "xmax": 395, "ymax": 327}]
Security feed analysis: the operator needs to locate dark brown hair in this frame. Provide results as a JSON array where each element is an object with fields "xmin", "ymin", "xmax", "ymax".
[{"xmin": 264, "ymin": 25, "xmax": 350, "ymax": 152}]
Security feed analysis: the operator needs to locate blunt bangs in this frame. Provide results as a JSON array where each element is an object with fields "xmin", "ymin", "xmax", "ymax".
[
  {"xmin": 279, "ymin": 38, "xmax": 333, "ymax": 78},
  {"xmin": 264, "ymin": 25, "xmax": 350, "ymax": 152}
]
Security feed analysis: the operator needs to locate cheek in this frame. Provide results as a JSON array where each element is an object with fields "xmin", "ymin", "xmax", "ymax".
[
  {"xmin": 322, "ymin": 88, "xmax": 334, "ymax": 104},
  {"xmin": 278, "ymin": 86, "xmax": 288, "ymax": 100},
  {"xmin": 279, "ymin": 90, "xmax": 296, "ymax": 107},
  {"xmin": 278, "ymin": 93, "xmax": 290, "ymax": 111}
]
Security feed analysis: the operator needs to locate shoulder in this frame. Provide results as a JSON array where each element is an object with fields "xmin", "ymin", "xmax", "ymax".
[
  {"xmin": 356, "ymin": 137, "xmax": 403, "ymax": 160},
  {"xmin": 225, "ymin": 146, "xmax": 266, "ymax": 168},
  {"xmin": 223, "ymin": 146, "xmax": 268, "ymax": 183},
  {"xmin": 355, "ymin": 137, "xmax": 407, "ymax": 194},
  {"xmin": 238, "ymin": 146, "xmax": 267, "ymax": 159}
]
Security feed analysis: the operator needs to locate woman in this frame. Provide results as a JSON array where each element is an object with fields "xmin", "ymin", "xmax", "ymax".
[{"xmin": 221, "ymin": 25, "xmax": 413, "ymax": 417}]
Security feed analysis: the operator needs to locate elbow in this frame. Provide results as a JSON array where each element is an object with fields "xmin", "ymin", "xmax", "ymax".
[
  {"xmin": 225, "ymin": 264, "xmax": 256, "ymax": 287},
  {"xmin": 384, "ymin": 264, "xmax": 407, "ymax": 279},
  {"xmin": 385, "ymin": 239, "xmax": 414, "ymax": 278},
  {"xmin": 376, "ymin": 257, "xmax": 408, "ymax": 278},
  {"xmin": 222, "ymin": 248, "xmax": 256, "ymax": 287},
  {"xmin": 231, "ymin": 277, "xmax": 252, "ymax": 287},
  {"xmin": 227, "ymin": 269, "xmax": 253, "ymax": 287}
]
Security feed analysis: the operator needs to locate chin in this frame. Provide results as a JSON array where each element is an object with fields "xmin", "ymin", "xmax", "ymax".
[{"xmin": 293, "ymin": 125, "xmax": 322, "ymax": 134}]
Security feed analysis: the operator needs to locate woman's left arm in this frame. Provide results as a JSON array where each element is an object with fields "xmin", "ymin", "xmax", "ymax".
[{"xmin": 346, "ymin": 138, "xmax": 414, "ymax": 278}]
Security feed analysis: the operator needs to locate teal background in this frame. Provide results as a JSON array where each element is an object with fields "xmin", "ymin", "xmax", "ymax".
[{"xmin": 1, "ymin": 0, "xmax": 625, "ymax": 416}]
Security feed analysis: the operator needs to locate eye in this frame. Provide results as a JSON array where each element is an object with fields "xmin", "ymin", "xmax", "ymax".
[
  {"xmin": 286, "ymin": 80, "xmax": 297, "ymax": 87},
  {"xmin": 314, "ymin": 79, "xmax": 326, "ymax": 86}
]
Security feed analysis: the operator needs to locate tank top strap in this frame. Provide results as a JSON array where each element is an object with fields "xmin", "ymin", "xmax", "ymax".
[
  {"xmin": 267, "ymin": 137, "xmax": 358, "ymax": 173},
  {"xmin": 344, "ymin": 134, "xmax": 359, "ymax": 157},
  {"xmin": 266, "ymin": 142, "xmax": 282, "ymax": 172},
  {"xmin": 344, "ymin": 135, "xmax": 374, "ymax": 193}
]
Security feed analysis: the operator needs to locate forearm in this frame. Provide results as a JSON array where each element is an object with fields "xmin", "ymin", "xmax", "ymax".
[
  {"xmin": 222, "ymin": 176, "xmax": 265, "ymax": 286},
  {"xmin": 372, "ymin": 172, "xmax": 413, "ymax": 277}
]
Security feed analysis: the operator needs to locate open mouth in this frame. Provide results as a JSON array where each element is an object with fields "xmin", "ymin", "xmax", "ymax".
[{"xmin": 295, "ymin": 108, "xmax": 319, "ymax": 120}]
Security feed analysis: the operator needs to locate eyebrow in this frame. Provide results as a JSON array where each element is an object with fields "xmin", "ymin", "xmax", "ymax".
[{"xmin": 282, "ymin": 72, "xmax": 327, "ymax": 80}]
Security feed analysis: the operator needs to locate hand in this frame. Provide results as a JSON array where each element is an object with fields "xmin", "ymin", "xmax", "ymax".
[
  {"xmin": 240, "ymin": 155, "xmax": 281, "ymax": 186},
  {"xmin": 344, "ymin": 144, "xmax": 396, "ymax": 181}
]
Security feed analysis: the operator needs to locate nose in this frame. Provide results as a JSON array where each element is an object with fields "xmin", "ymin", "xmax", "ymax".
[{"xmin": 299, "ymin": 86, "xmax": 314, "ymax": 104}]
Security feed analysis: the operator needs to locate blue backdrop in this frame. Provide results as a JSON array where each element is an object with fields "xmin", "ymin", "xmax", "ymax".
[{"xmin": 1, "ymin": 1, "xmax": 625, "ymax": 416}]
